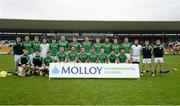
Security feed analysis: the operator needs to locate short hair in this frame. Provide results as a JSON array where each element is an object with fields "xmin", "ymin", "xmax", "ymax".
[
  {"xmin": 111, "ymin": 49, "xmax": 115, "ymax": 51},
  {"xmin": 52, "ymin": 37, "xmax": 56, "ymax": 40},
  {"xmin": 121, "ymin": 48, "xmax": 125, "ymax": 50},
  {"xmin": 145, "ymin": 40, "xmax": 149, "ymax": 42},
  {"xmin": 134, "ymin": 39, "xmax": 139, "ymax": 41}
]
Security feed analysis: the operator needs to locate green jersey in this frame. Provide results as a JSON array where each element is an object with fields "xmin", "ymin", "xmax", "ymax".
[
  {"xmin": 108, "ymin": 54, "xmax": 117, "ymax": 63},
  {"xmin": 49, "ymin": 42, "xmax": 59, "ymax": 56},
  {"xmin": 98, "ymin": 53, "xmax": 108, "ymax": 63},
  {"xmin": 118, "ymin": 53, "xmax": 127, "ymax": 63},
  {"xmin": 82, "ymin": 41, "xmax": 92, "ymax": 53},
  {"xmin": 68, "ymin": 51, "xmax": 78, "ymax": 62},
  {"xmin": 32, "ymin": 41, "xmax": 40, "ymax": 52},
  {"xmin": 93, "ymin": 43, "xmax": 102, "ymax": 54},
  {"xmin": 89, "ymin": 52, "xmax": 98, "ymax": 63},
  {"xmin": 70, "ymin": 42, "xmax": 81, "ymax": 52},
  {"xmin": 43, "ymin": 56, "xmax": 53, "ymax": 66},
  {"xmin": 103, "ymin": 43, "xmax": 112, "ymax": 55},
  {"xmin": 112, "ymin": 44, "xmax": 120, "ymax": 54},
  {"xmin": 121, "ymin": 43, "xmax": 131, "ymax": 53},
  {"xmin": 78, "ymin": 52, "xmax": 88, "ymax": 63},
  {"xmin": 58, "ymin": 41, "xmax": 69, "ymax": 52},
  {"xmin": 22, "ymin": 41, "xmax": 33, "ymax": 55},
  {"xmin": 56, "ymin": 51, "xmax": 67, "ymax": 62}
]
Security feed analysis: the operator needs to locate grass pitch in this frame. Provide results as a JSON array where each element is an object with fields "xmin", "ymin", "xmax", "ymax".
[{"xmin": 0, "ymin": 54, "xmax": 180, "ymax": 105}]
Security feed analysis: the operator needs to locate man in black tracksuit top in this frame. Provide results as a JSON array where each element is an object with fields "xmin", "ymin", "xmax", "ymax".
[
  {"xmin": 32, "ymin": 51, "xmax": 44, "ymax": 75},
  {"xmin": 141, "ymin": 40, "xmax": 153, "ymax": 76},
  {"xmin": 153, "ymin": 39, "xmax": 165, "ymax": 75},
  {"xmin": 13, "ymin": 37, "xmax": 24, "ymax": 70}
]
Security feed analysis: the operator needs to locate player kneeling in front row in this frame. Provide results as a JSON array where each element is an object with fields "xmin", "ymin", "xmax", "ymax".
[
  {"xmin": 141, "ymin": 40, "xmax": 153, "ymax": 76},
  {"xmin": 98, "ymin": 48, "xmax": 108, "ymax": 63},
  {"xmin": 117, "ymin": 48, "xmax": 128, "ymax": 63},
  {"xmin": 31, "ymin": 51, "xmax": 45, "ymax": 76},
  {"xmin": 68, "ymin": 46, "xmax": 78, "ymax": 63},
  {"xmin": 43, "ymin": 52, "xmax": 53, "ymax": 75},
  {"xmin": 17, "ymin": 49, "xmax": 32, "ymax": 77},
  {"xmin": 108, "ymin": 49, "xmax": 117, "ymax": 63},
  {"xmin": 56, "ymin": 47, "xmax": 68, "ymax": 63},
  {"xmin": 89, "ymin": 47, "xmax": 98, "ymax": 63},
  {"xmin": 77, "ymin": 47, "xmax": 89, "ymax": 63}
]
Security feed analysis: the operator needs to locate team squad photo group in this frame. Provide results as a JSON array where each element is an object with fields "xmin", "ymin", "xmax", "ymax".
[{"xmin": 13, "ymin": 35, "xmax": 164, "ymax": 77}]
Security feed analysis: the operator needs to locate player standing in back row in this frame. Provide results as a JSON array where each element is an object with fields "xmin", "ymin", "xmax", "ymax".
[
  {"xmin": 131, "ymin": 39, "xmax": 142, "ymax": 64},
  {"xmin": 103, "ymin": 38, "xmax": 112, "ymax": 55},
  {"xmin": 141, "ymin": 40, "xmax": 153, "ymax": 76},
  {"xmin": 32, "ymin": 36, "xmax": 41, "ymax": 57},
  {"xmin": 70, "ymin": 37, "xmax": 81, "ymax": 53},
  {"xmin": 49, "ymin": 38, "xmax": 59, "ymax": 61},
  {"xmin": 112, "ymin": 38, "xmax": 120, "ymax": 55},
  {"xmin": 153, "ymin": 39, "xmax": 165, "ymax": 75},
  {"xmin": 93, "ymin": 37, "xmax": 102, "ymax": 54},
  {"xmin": 13, "ymin": 37, "xmax": 24, "ymax": 71},
  {"xmin": 40, "ymin": 38, "xmax": 49, "ymax": 58},
  {"xmin": 121, "ymin": 37, "xmax": 131, "ymax": 63},
  {"xmin": 82, "ymin": 37, "xmax": 92, "ymax": 54},
  {"xmin": 22, "ymin": 36, "xmax": 33, "ymax": 59},
  {"xmin": 58, "ymin": 35, "xmax": 69, "ymax": 52}
]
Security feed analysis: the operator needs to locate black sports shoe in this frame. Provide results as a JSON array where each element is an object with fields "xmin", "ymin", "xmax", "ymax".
[
  {"xmin": 146, "ymin": 70, "xmax": 150, "ymax": 73},
  {"xmin": 151, "ymin": 71, "xmax": 155, "ymax": 76},
  {"xmin": 160, "ymin": 70, "xmax": 171, "ymax": 74},
  {"xmin": 154, "ymin": 70, "xmax": 157, "ymax": 75},
  {"xmin": 140, "ymin": 72, "xmax": 144, "ymax": 76}
]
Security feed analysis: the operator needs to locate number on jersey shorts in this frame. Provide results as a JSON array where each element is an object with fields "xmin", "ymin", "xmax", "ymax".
[
  {"xmin": 143, "ymin": 58, "xmax": 151, "ymax": 64},
  {"xmin": 14, "ymin": 55, "xmax": 21, "ymax": 62},
  {"xmin": 132, "ymin": 56, "xmax": 140, "ymax": 62},
  {"xmin": 125, "ymin": 53, "xmax": 131, "ymax": 61},
  {"xmin": 154, "ymin": 57, "xmax": 164, "ymax": 64}
]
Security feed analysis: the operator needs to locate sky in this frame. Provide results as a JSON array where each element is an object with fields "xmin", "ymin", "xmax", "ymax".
[{"xmin": 0, "ymin": 0, "xmax": 179, "ymax": 21}]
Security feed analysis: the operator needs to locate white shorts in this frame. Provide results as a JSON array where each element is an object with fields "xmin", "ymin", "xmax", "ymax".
[
  {"xmin": 132, "ymin": 56, "xmax": 140, "ymax": 62},
  {"xmin": 125, "ymin": 53, "xmax": 131, "ymax": 61},
  {"xmin": 18, "ymin": 66, "xmax": 23, "ymax": 73},
  {"xmin": 154, "ymin": 57, "xmax": 164, "ymax": 64},
  {"xmin": 14, "ymin": 55, "xmax": 21, "ymax": 62},
  {"xmin": 143, "ymin": 58, "xmax": 152, "ymax": 64}
]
